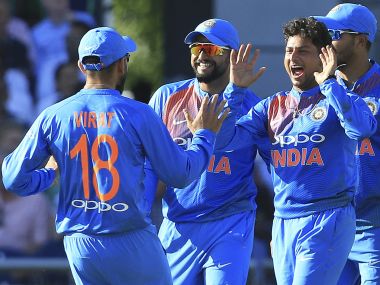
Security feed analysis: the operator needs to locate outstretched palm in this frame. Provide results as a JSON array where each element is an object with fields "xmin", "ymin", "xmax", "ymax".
[
  {"xmin": 230, "ymin": 43, "xmax": 266, "ymax": 88},
  {"xmin": 314, "ymin": 45, "xmax": 337, "ymax": 84}
]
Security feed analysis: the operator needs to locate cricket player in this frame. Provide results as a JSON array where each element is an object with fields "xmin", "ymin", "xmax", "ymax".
[
  {"xmin": 201, "ymin": 17, "xmax": 377, "ymax": 285},
  {"xmin": 1, "ymin": 27, "xmax": 228, "ymax": 285},
  {"xmin": 146, "ymin": 19, "xmax": 268, "ymax": 285},
  {"xmin": 314, "ymin": 3, "xmax": 380, "ymax": 284}
]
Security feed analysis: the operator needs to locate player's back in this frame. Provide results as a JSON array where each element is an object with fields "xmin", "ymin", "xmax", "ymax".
[{"xmin": 45, "ymin": 89, "xmax": 163, "ymax": 235}]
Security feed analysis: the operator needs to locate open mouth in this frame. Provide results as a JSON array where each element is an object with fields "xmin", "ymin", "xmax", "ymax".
[{"xmin": 291, "ymin": 65, "xmax": 304, "ymax": 78}]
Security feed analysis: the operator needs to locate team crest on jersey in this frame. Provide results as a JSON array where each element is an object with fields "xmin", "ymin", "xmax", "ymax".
[
  {"xmin": 364, "ymin": 98, "xmax": 378, "ymax": 115},
  {"xmin": 202, "ymin": 19, "xmax": 216, "ymax": 28},
  {"xmin": 310, "ymin": 107, "xmax": 327, "ymax": 122}
]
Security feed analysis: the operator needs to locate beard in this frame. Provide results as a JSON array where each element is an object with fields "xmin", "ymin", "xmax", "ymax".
[
  {"xmin": 335, "ymin": 42, "xmax": 354, "ymax": 69},
  {"xmin": 116, "ymin": 72, "xmax": 127, "ymax": 93},
  {"xmin": 192, "ymin": 58, "xmax": 229, "ymax": 84}
]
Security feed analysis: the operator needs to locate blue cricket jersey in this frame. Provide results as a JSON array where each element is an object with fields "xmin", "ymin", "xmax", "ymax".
[
  {"xmin": 1, "ymin": 88, "xmax": 216, "ymax": 235},
  {"xmin": 337, "ymin": 60, "xmax": 380, "ymax": 231},
  {"xmin": 219, "ymin": 79, "xmax": 377, "ymax": 219},
  {"xmin": 147, "ymin": 79, "xmax": 269, "ymax": 222}
]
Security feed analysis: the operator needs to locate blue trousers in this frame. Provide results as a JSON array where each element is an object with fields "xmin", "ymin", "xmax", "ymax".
[
  {"xmin": 272, "ymin": 204, "xmax": 355, "ymax": 285},
  {"xmin": 63, "ymin": 225, "xmax": 172, "ymax": 285},
  {"xmin": 337, "ymin": 226, "xmax": 380, "ymax": 285},
  {"xmin": 159, "ymin": 211, "xmax": 255, "ymax": 285}
]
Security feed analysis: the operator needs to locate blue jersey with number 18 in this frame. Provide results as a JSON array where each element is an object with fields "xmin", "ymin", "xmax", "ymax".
[{"xmin": 1, "ymin": 88, "xmax": 216, "ymax": 235}]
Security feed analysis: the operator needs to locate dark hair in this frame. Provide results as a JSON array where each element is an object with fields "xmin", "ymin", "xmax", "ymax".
[{"xmin": 283, "ymin": 17, "xmax": 332, "ymax": 51}]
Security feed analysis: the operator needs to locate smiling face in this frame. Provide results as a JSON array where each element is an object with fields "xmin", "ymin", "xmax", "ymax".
[
  {"xmin": 190, "ymin": 35, "xmax": 230, "ymax": 84},
  {"xmin": 284, "ymin": 35, "xmax": 322, "ymax": 91}
]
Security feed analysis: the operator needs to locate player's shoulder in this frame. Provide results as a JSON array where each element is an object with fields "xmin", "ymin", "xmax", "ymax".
[
  {"xmin": 149, "ymin": 78, "xmax": 195, "ymax": 112},
  {"xmin": 38, "ymin": 94, "xmax": 75, "ymax": 119},
  {"xmin": 244, "ymin": 89, "xmax": 262, "ymax": 104},
  {"xmin": 153, "ymin": 78, "xmax": 195, "ymax": 98},
  {"xmin": 253, "ymin": 90, "xmax": 288, "ymax": 110}
]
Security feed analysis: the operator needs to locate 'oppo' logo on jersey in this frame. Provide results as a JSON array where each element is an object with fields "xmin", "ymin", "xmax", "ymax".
[
  {"xmin": 273, "ymin": 134, "xmax": 325, "ymax": 147},
  {"xmin": 71, "ymin": 199, "xmax": 129, "ymax": 213},
  {"xmin": 173, "ymin": 137, "xmax": 192, "ymax": 148}
]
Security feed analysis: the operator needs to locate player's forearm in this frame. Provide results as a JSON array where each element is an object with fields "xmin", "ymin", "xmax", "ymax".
[
  {"xmin": 2, "ymin": 156, "xmax": 55, "ymax": 196},
  {"xmin": 223, "ymin": 82, "xmax": 247, "ymax": 112},
  {"xmin": 148, "ymin": 129, "xmax": 215, "ymax": 188},
  {"xmin": 169, "ymin": 129, "xmax": 216, "ymax": 188}
]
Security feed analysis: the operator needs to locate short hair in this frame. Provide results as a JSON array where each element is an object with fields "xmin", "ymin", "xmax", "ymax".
[{"xmin": 283, "ymin": 17, "xmax": 332, "ymax": 51}]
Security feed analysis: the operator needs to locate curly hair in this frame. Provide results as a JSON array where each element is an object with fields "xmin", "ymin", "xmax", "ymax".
[{"xmin": 283, "ymin": 17, "xmax": 332, "ymax": 51}]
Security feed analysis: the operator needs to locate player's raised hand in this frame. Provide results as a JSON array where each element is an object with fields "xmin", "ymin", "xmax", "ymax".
[
  {"xmin": 183, "ymin": 94, "xmax": 229, "ymax": 134},
  {"xmin": 230, "ymin": 43, "xmax": 266, "ymax": 88},
  {"xmin": 314, "ymin": 45, "xmax": 337, "ymax": 84}
]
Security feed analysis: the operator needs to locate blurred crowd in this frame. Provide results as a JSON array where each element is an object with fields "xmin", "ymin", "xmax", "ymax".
[
  {"xmin": 0, "ymin": 0, "xmax": 97, "ymax": 283},
  {"xmin": 0, "ymin": 0, "xmax": 97, "ymax": 127}
]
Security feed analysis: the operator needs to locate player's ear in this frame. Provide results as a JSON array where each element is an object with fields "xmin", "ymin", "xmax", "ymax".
[
  {"xmin": 356, "ymin": 34, "xmax": 369, "ymax": 48},
  {"xmin": 115, "ymin": 57, "xmax": 125, "ymax": 74},
  {"xmin": 78, "ymin": 60, "xmax": 87, "ymax": 74}
]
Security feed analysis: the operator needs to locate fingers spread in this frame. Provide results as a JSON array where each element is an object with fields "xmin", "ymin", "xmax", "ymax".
[
  {"xmin": 230, "ymin": 49, "xmax": 238, "ymax": 65},
  {"xmin": 248, "ymin": 48, "xmax": 259, "ymax": 67},
  {"xmin": 199, "ymin": 96, "xmax": 210, "ymax": 114},
  {"xmin": 215, "ymin": 99, "xmax": 227, "ymax": 116},
  {"xmin": 209, "ymin": 94, "xmax": 219, "ymax": 113},
  {"xmin": 242, "ymin": 43, "xmax": 253, "ymax": 63}
]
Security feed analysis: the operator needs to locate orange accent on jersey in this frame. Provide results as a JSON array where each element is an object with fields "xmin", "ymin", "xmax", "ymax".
[
  {"xmin": 214, "ymin": 156, "xmax": 231, "ymax": 174},
  {"xmin": 70, "ymin": 134, "xmax": 90, "ymax": 199},
  {"xmin": 98, "ymin": 112, "xmax": 106, "ymax": 127},
  {"xmin": 208, "ymin": 155, "xmax": 215, "ymax": 172},
  {"xmin": 271, "ymin": 147, "xmax": 324, "ymax": 168},
  {"xmin": 70, "ymin": 134, "xmax": 120, "ymax": 202},
  {"xmin": 88, "ymin": 112, "xmax": 97, "ymax": 128},
  {"xmin": 272, "ymin": 149, "xmax": 286, "ymax": 167},
  {"xmin": 73, "ymin": 112, "xmax": 116, "ymax": 128},
  {"xmin": 207, "ymin": 155, "xmax": 231, "ymax": 174},
  {"xmin": 287, "ymin": 149, "xmax": 300, "ymax": 166},
  {"xmin": 107, "ymin": 113, "xmax": 115, "ymax": 128},
  {"xmin": 301, "ymin": 148, "xmax": 307, "ymax": 165},
  {"xmin": 357, "ymin": 138, "xmax": 375, "ymax": 156},
  {"xmin": 74, "ymin": 111, "xmax": 83, "ymax": 128},
  {"xmin": 306, "ymin": 148, "xmax": 324, "ymax": 165},
  {"xmin": 92, "ymin": 134, "xmax": 120, "ymax": 201}
]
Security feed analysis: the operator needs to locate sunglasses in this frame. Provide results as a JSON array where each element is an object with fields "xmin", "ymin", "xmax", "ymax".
[
  {"xmin": 189, "ymin": 43, "xmax": 230, "ymax": 57},
  {"xmin": 328, "ymin": 29, "xmax": 368, "ymax": 41}
]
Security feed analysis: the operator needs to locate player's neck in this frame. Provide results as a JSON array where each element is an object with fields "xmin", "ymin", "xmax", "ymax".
[
  {"xmin": 337, "ymin": 55, "xmax": 371, "ymax": 84},
  {"xmin": 84, "ymin": 82, "xmax": 114, "ymax": 89}
]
